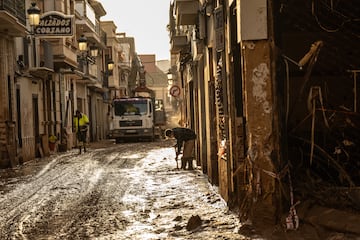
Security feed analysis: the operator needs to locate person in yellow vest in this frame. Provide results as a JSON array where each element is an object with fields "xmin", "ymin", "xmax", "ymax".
[{"xmin": 73, "ymin": 110, "xmax": 90, "ymax": 154}]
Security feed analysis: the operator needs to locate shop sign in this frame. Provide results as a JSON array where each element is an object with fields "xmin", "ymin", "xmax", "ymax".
[{"xmin": 34, "ymin": 11, "xmax": 74, "ymax": 37}]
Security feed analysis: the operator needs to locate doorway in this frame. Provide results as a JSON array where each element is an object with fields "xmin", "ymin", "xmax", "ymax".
[{"xmin": 16, "ymin": 88, "xmax": 22, "ymax": 148}]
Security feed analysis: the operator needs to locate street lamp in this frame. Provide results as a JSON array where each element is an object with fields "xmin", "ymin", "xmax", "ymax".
[
  {"xmin": 77, "ymin": 35, "xmax": 89, "ymax": 70},
  {"xmin": 167, "ymin": 69, "xmax": 179, "ymax": 112},
  {"xmin": 78, "ymin": 35, "xmax": 87, "ymax": 52},
  {"xmin": 103, "ymin": 59, "xmax": 114, "ymax": 92},
  {"xmin": 78, "ymin": 36, "xmax": 99, "ymax": 66},
  {"xmin": 27, "ymin": 2, "xmax": 41, "ymax": 67},
  {"xmin": 90, "ymin": 45, "xmax": 98, "ymax": 58},
  {"xmin": 107, "ymin": 60, "xmax": 114, "ymax": 71},
  {"xmin": 27, "ymin": 2, "xmax": 41, "ymax": 27},
  {"xmin": 167, "ymin": 70, "xmax": 174, "ymax": 86}
]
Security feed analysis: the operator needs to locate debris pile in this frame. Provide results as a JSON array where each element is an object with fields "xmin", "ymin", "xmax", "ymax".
[{"xmin": 289, "ymin": 109, "xmax": 360, "ymax": 211}]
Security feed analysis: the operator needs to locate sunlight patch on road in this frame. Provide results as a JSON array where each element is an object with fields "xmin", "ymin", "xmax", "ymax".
[
  {"xmin": 88, "ymin": 169, "xmax": 103, "ymax": 185},
  {"xmin": 140, "ymin": 147, "xmax": 177, "ymax": 169},
  {"xmin": 122, "ymin": 193, "xmax": 147, "ymax": 211},
  {"xmin": 148, "ymin": 211, "xmax": 158, "ymax": 221},
  {"xmin": 34, "ymin": 155, "xmax": 66, "ymax": 178},
  {"xmin": 118, "ymin": 153, "xmax": 141, "ymax": 159},
  {"xmin": 122, "ymin": 221, "xmax": 167, "ymax": 240},
  {"xmin": 122, "ymin": 209, "xmax": 135, "ymax": 218}
]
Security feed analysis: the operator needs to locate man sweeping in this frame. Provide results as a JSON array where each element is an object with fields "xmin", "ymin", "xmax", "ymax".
[{"xmin": 165, "ymin": 127, "xmax": 197, "ymax": 170}]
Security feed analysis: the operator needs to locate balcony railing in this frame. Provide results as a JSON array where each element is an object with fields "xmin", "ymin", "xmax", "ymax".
[
  {"xmin": 75, "ymin": 0, "xmax": 96, "ymax": 30},
  {"xmin": 0, "ymin": 0, "xmax": 26, "ymax": 25},
  {"xmin": 75, "ymin": 0, "xmax": 105, "ymax": 47},
  {"xmin": 174, "ymin": 0, "xmax": 199, "ymax": 25},
  {"xmin": 171, "ymin": 35, "xmax": 189, "ymax": 54}
]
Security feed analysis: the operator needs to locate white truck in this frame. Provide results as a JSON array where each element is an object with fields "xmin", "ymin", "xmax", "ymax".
[{"xmin": 108, "ymin": 97, "xmax": 160, "ymax": 143}]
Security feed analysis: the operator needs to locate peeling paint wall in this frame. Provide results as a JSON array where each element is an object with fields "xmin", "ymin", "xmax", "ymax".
[{"xmin": 242, "ymin": 40, "xmax": 277, "ymax": 219}]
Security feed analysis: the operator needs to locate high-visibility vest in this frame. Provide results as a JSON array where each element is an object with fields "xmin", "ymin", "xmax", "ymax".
[{"xmin": 73, "ymin": 113, "xmax": 89, "ymax": 131}]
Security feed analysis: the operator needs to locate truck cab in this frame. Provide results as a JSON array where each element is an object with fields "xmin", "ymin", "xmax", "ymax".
[{"xmin": 108, "ymin": 97, "xmax": 155, "ymax": 143}]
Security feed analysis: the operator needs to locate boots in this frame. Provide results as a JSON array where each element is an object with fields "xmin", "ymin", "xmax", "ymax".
[
  {"xmin": 181, "ymin": 157, "xmax": 194, "ymax": 170},
  {"xmin": 79, "ymin": 144, "xmax": 86, "ymax": 154},
  {"xmin": 181, "ymin": 158, "xmax": 186, "ymax": 169},
  {"xmin": 187, "ymin": 159, "xmax": 194, "ymax": 170},
  {"xmin": 79, "ymin": 146, "xmax": 86, "ymax": 154}
]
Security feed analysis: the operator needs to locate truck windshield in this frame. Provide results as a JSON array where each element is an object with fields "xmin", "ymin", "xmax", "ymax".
[{"xmin": 113, "ymin": 99, "xmax": 148, "ymax": 116}]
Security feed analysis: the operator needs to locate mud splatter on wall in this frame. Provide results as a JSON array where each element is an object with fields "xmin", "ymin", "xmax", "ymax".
[{"xmin": 251, "ymin": 63, "xmax": 271, "ymax": 114}]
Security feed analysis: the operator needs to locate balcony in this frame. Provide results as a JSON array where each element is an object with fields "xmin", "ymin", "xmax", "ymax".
[
  {"xmin": 29, "ymin": 40, "xmax": 54, "ymax": 79},
  {"xmin": 75, "ymin": 0, "xmax": 96, "ymax": 34},
  {"xmin": 171, "ymin": 35, "xmax": 189, "ymax": 54},
  {"xmin": 174, "ymin": 0, "xmax": 199, "ymax": 26},
  {"xmin": 88, "ymin": 61, "xmax": 98, "ymax": 78},
  {"xmin": 75, "ymin": 0, "xmax": 105, "ymax": 46},
  {"xmin": 76, "ymin": 53, "xmax": 103, "ymax": 87},
  {"xmin": 0, "ymin": 0, "xmax": 26, "ymax": 37},
  {"xmin": 82, "ymin": 19, "xmax": 106, "ymax": 49},
  {"xmin": 52, "ymin": 39, "xmax": 78, "ymax": 70}
]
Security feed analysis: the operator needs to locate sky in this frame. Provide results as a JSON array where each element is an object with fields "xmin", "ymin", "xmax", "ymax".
[{"xmin": 100, "ymin": 0, "xmax": 172, "ymax": 61}]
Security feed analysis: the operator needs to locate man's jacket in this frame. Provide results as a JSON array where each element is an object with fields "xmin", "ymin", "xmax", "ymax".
[
  {"xmin": 73, "ymin": 114, "xmax": 89, "ymax": 132},
  {"xmin": 172, "ymin": 127, "xmax": 196, "ymax": 153}
]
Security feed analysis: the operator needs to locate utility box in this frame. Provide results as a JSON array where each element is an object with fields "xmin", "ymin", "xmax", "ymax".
[{"xmin": 237, "ymin": 0, "xmax": 268, "ymax": 41}]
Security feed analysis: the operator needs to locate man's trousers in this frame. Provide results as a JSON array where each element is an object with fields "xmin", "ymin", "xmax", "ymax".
[{"xmin": 181, "ymin": 139, "xmax": 195, "ymax": 169}]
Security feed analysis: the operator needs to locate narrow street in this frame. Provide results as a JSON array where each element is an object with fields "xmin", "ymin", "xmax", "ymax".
[
  {"xmin": 0, "ymin": 140, "xmax": 245, "ymax": 240},
  {"xmin": 1, "ymin": 1, "xmax": 359, "ymax": 239},
  {"xmin": 2, "ymin": 139, "xmax": 359, "ymax": 240}
]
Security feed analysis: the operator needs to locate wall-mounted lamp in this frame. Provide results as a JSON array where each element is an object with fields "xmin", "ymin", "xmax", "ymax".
[
  {"xmin": 78, "ymin": 35, "xmax": 99, "ymax": 67},
  {"xmin": 103, "ymin": 59, "xmax": 114, "ymax": 84},
  {"xmin": 167, "ymin": 72, "xmax": 173, "ymax": 81},
  {"xmin": 27, "ymin": 2, "xmax": 41, "ymax": 27},
  {"xmin": 90, "ymin": 45, "xmax": 98, "ymax": 57},
  {"xmin": 107, "ymin": 60, "xmax": 114, "ymax": 71},
  {"xmin": 167, "ymin": 70, "xmax": 174, "ymax": 85},
  {"xmin": 78, "ymin": 35, "xmax": 87, "ymax": 51}
]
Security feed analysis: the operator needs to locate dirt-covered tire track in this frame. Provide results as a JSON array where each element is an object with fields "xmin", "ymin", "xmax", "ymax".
[
  {"xmin": 0, "ymin": 142, "xmax": 161, "ymax": 239},
  {"xmin": 0, "ymin": 140, "xmax": 245, "ymax": 240}
]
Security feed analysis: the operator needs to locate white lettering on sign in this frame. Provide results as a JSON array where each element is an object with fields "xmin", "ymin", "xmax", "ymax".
[{"xmin": 34, "ymin": 11, "xmax": 74, "ymax": 37}]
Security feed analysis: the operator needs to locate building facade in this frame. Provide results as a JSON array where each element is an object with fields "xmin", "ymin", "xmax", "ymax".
[
  {"xmin": 139, "ymin": 54, "xmax": 169, "ymax": 106},
  {"xmin": 0, "ymin": 0, "xmax": 119, "ymax": 167},
  {"xmin": 0, "ymin": 0, "xmax": 27, "ymax": 167},
  {"xmin": 169, "ymin": 0, "xmax": 359, "ymax": 224}
]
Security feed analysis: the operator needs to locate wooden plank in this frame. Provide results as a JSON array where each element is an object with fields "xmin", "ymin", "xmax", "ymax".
[{"xmin": 41, "ymin": 135, "xmax": 50, "ymax": 157}]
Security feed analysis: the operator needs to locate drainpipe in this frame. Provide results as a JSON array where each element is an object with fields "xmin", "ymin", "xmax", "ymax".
[
  {"xmin": 179, "ymin": 65, "xmax": 185, "ymax": 126},
  {"xmin": 42, "ymin": 78, "xmax": 47, "ymax": 135},
  {"xmin": 59, "ymin": 72, "xmax": 64, "ymax": 142}
]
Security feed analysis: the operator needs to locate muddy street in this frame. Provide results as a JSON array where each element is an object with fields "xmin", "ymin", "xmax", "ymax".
[{"xmin": 0, "ymin": 140, "xmax": 246, "ymax": 240}]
